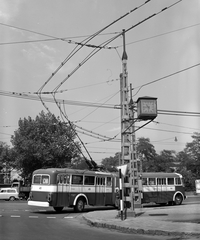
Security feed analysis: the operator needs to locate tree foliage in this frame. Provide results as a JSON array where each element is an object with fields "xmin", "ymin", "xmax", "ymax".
[
  {"xmin": 101, "ymin": 152, "xmax": 120, "ymax": 172},
  {"xmin": 183, "ymin": 132, "xmax": 200, "ymax": 177},
  {"xmin": 11, "ymin": 111, "xmax": 81, "ymax": 180},
  {"xmin": 136, "ymin": 137, "xmax": 157, "ymax": 172}
]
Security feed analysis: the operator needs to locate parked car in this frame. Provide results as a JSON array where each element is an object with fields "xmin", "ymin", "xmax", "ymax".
[{"xmin": 0, "ymin": 188, "xmax": 19, "ymax": 201}]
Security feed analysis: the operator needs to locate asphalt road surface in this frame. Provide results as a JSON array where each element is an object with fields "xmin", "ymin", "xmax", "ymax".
[{"xmin": 0, "ymin": 196, "xmax": 199, "ymax": 240}]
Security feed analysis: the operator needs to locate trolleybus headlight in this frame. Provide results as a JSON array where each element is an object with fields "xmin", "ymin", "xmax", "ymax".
[{"xmin": 47, "ymin": 193, "xmax": 52, "ymax": 202}]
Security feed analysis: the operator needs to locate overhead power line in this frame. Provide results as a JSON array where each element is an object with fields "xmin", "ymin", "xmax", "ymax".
[
  {"xmin": 158, "ymin": 109, "xmax": 200, "ymax": 117},
  {"xmin": 132, "ymin": 63, "xmax": 200, "ymax": 96},
  {"xmin": 0, "ymin": 32, "xmax": 121, "ymax": 46},
  {"xmin": 116, "ymin": 22, "xmax": 200, "ymax": 48},
  {"xmin": 0, "ymin": 90, "xmax": 119, "ymax": 109},
  {"xmin": 1, "ymin": 90, "xmax": 200, "ymax": 116}
]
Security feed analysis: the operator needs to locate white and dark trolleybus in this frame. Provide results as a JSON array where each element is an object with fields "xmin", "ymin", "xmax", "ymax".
[
  {"xmin": 28, "ymin": 168, "xmax": 118, "ymax": 212},
  {"xmin": 141, "ymin": 172, "xmax": 186, "ymax": 206}
]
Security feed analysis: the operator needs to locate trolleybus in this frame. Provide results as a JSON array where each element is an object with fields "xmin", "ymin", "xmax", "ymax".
[
  {"xmin": 28, "ymin": 168, "xmax": 118, "ymax": 212},
  {"xmin": 141, "ymin": 172, "xmax": 186, "ymax": 205}
]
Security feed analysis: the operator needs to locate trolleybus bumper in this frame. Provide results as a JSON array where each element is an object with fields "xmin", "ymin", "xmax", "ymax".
[{"xmin": 28, "ymin": 200, "xmax": 50, "ymax": 207}]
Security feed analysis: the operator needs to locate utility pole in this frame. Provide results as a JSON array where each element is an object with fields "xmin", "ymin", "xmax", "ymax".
[{"xmin": 120, "ymin": 29, "xmax": 141, "ymax": 218}]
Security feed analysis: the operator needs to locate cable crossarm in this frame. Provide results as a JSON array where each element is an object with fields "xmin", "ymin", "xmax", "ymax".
[{"xmin": 131, "ymin": 119, "xmax": 154, "ymax": 134}]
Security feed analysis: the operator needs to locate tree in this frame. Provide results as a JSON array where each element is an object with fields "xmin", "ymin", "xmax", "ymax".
[
  {"xmin": 0, "ymin": 143, "xmax": 17, "ymax": 183},
  {"xmin": 184, "ymin": 132, "xmax": 200, "ymax": 177},
  {"xmin": 11, "ymin": 111, "xmax": 81, "ymax": 181},
  {"xmin": 71, "ymin": 157, "xmax": 90, "ymax": 170},
  {"xmin": 153, "ymin": 150, "xmax": 176, "ymax": 172},
  {"xmin": 101, "ymin": 152, "xmax": 120, "ymax": 172},
  {"xmin": 136, "ymin": 137, "xmax": 157, "ymax": 172}
]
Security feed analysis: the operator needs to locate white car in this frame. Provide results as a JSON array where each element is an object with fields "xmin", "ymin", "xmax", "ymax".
[{"xmin": 0, "ymin": 188, "xmax": 19, "ymax": 201}]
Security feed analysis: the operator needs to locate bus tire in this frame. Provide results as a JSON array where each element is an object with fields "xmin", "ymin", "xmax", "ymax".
[
  {"xmin": 168, "ymin": 201, "xmax": 174, "ymax": 206},
  {"xmin": 74, "ymin": 198, "xmax": 85, "ymax": 212},
  {"xmin": 53, "ymin": 207, "xmax": 64, "ymax": 213},
  {"xmin": 174, "ymin": 194, "xmax": 183, "ymax": 205}
]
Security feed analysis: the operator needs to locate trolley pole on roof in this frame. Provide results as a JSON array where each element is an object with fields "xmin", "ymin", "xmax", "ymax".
[{"xmin": 119, "ymin": 29, "xmax": 141, "ymax": 219}]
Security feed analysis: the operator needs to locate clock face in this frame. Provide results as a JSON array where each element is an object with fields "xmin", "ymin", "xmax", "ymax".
[
  {"xmin": 137, "ymin": 98, "xmax": 157, "ymax": 120},
  {"xmin": 141, "ymin": 100, "xmax": 156, "ymax": 114}
]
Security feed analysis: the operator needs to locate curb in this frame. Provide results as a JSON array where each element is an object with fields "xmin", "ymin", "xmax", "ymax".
[{"xmin": 82, "ymin": 215, "xmax": 200, "ymax": 238}]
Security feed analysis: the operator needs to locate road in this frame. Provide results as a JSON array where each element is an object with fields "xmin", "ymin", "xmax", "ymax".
[{"xmin": 0, "ymin": 195, "xmax": 199, "ymax": 240}]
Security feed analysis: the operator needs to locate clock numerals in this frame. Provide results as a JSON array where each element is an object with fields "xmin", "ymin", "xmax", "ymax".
[
  {"xmin": 137, "ymin": 97, "xmax": 157, "ymax": 120},
  {"xmin": 142, "ymin": 101, "xmax": 156, "ymax": 113}
]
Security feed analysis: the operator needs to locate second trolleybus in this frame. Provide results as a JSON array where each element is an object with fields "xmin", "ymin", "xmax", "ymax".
[{"xmin": 141, "ymin": 172, "xmax": 186, "ymax": 205}]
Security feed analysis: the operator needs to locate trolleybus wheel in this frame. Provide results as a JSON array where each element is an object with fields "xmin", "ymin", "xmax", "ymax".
[
  {"xmin": 174, "ymin": 194, "xmax": 183, "ymax": 205},
  {"xmin": 74, "ymin": 198, "xmax": 85, "ymax": 212},
  {"xmin": 53, "ymin": 207, "xmax": 64, "ymax": 213}
]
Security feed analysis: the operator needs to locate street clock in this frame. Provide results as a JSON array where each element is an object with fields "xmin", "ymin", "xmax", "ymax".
[{"xmin": 137, "ymin": 97, "xmax": 157, "ymax": 120}]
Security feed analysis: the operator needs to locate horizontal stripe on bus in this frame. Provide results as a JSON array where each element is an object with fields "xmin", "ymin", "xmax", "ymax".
[
  {"xmin": 28, "ymin": 200, "xmax": 49, "ymax": 207},
  {"xmin": 143, "ymin": 186, "xmax": 175, "ymax": 192},
  {"xmin": 31, "ymin": 185, "xmax": 113, "ymax": 193}
]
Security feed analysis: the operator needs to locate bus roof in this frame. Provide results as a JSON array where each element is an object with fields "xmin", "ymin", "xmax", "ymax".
[
  {"xmin": 32, "ymin": 168, "xmax": 116, "ymax": 177},
  {"xmin": 142, "ymin": 172, "xmax": 182, "ymax": 178}
]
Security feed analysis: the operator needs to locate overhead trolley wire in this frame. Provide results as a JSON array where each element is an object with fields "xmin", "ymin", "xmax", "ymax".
[
  {"xmin": 50, "ymin": 0, "xmax": 182, "ymax": 122},
  {"xmin": 39, "ymin": 1, "xmax": 153, "ymax": 161}
]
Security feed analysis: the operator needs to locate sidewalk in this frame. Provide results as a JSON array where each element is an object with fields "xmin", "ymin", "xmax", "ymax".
[{"xmin": 83, "ymin": 203, "xmax": 200, "ymax": 238}]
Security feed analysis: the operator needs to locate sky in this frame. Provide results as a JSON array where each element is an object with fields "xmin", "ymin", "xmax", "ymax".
[{"xmin": 0, "ymin": 0, "xmax": 200, "ymax": 164}]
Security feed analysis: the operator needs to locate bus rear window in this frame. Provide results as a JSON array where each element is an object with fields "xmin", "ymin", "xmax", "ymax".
[
  {"xmin": 33, "ymin": 175, "xmax": 41, "ymax": 184},
  {"xmin": 42, "ymin": 176, "xmax": 49, "ymax": 184},
  {"xmin": 33, "ymin": 175, "xmax": 49, "ymax": 185}
]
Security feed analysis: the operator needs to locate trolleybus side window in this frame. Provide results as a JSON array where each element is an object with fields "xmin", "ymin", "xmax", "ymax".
[
  {"xmin": 96, "ymin": 177, "xmax": 105, "ymax": 185},
  {"xmin": 149, "ymin": 178, "xmax": 156, "ymax": 185},
  {"xmin": 57, "ymin": 174, "xmax": 70, "ymax": 185},
  {"xmin": 107, "ymin": 177, "xmax": 112, "ymax": 186},
  {"xmin": 72, "ymin": 175, "xmax": 83, "ymax": 185},
  {"xmin": 157, "ymin": 178, "xmax": 166, "ymax": 185},
  {"xmin": 84, "ymin": 176, "xmax": 95, "ymax": 185},
  {"xmin": 168, "ymin": 178, "xmax": 174, "ymax": 185},
  {"xmin": 142, "ymin": 178, "xmax": 148, "ymax": 185}
]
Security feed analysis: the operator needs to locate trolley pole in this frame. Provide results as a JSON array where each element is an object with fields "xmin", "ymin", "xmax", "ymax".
[{"xmin": 119, "ymin": 29, "xmax": 141, "ymax": 219}]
